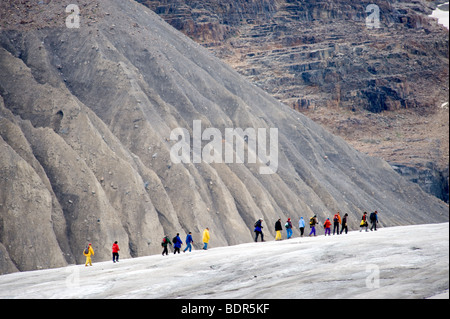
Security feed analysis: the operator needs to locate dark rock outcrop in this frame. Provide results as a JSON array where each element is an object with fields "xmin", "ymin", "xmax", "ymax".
[{"xmin": 391, "ymin": 163, "xmax": 449, "ymax": 203}]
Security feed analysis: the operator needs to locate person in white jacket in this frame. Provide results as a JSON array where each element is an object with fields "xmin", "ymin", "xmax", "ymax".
[{"xmin": 299, "ymin": 217, "xmax": 306, "ymax": 237}]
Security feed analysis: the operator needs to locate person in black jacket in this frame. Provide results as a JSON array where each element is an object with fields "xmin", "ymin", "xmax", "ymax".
[
  {"xmin": 340, "ymin": 213, "xmax": 349, "ymax": 234},
  {"xmin": 370, "ymin": 211, "xmax": 378, "ymax": 231},
  {"xmin": 275, "ymin": 218, "xmax": 283, "ymax": 240}
]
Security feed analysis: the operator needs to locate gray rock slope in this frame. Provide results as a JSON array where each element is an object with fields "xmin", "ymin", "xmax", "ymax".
[{"xmin": 0, "ymin": 0, "xmax": 447, "ymax": 274}]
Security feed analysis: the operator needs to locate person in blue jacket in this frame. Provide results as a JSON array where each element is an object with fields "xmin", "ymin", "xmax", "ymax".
[
  {"xmin": 370, "ymin": 211, "xmax": 379, "ymax": 231},
  {"xmin": 254, "ymin": 218, "xmax": 264, "ymax": 242},
  {"xmin": 173, "ymin": 233, "xmax": 183, "ymax": 254},
  {"xmin": 299, "ymin": 217, "xmax": 306, "ymax": 237},
  {"xmin": 183, "ymin": 232, "xmax": 194, "ymax": 253},
  {"xmin": 285, "ymin": 218, "xmax": 293, "ymax": 239}
]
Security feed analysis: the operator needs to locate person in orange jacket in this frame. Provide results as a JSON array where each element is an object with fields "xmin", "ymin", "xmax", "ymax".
[
  {"xmin": 112, "ymin": 241, "xmax": 120, "ymax": 263},
  {"xmin": 333, "ymin": 212, "xmax": 342, "ymax": 235},
  {"xmin": 83, "ymin": 243, "xmax": 95, "ymax": 266},
  {"xmin": 323, "ymin": 218, "xmax": 332, "ymax": 236}
]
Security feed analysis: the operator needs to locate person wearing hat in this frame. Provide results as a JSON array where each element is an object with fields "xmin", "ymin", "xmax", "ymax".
[
  {"xmin": 323, "ymin": 218, "xmax": 332, "ymax": 236},
  {"xmin": 299, "ymin": 217, "xmax": 306, "ymax": 237},
  {"xmin": 254, "ymin": 218, "xmax": 264, "ymax": 242},
  {"xmin": 83, "ymin": 243, "xmax": 95, "ymax": 266},
  {"xmin": 285, "ymin": 218, "xmax": 293, "ymax": 239}
]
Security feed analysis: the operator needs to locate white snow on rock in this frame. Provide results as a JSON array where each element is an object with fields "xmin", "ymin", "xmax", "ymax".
[
  {"xmin": 0, "ymin": 223, "xmax": 448, "ymax": 299},
  {"xmin": 430, "ymin": 2, "xmax": 449, "ymax": 30}
]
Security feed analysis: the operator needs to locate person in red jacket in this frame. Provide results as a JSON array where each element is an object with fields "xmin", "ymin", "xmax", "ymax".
[
  {"xmin": 323, "ymin": 218, "xmax": 332, "ymax": 236},
  {"xmin": 112, "ymin": 241, "xmax": 120, "ymax": 263}
]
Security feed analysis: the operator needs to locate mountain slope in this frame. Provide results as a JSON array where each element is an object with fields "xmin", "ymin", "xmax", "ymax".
[
  {"xmin": 0, "ymin": 0, "xmax": 448, "ymax": 274},
  {"xmin": 139, "ymin": 0, "xmax": 449, "ymax": 202}
]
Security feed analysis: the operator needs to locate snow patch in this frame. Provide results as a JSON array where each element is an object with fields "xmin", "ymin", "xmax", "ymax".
[{"xmin": 430, "ymin": 2, "xmax": 449, "ymax": 30}]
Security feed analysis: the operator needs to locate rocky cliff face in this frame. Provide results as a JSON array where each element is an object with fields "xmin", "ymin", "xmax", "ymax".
[
  {"xmin": 139, "ymin": 0, "xmax": 448, "ymax": 111},
  {"xmin": 0, "ymin": 0, "xmax": 448, "ymax": 274},
  {"xmin": 392, "ymin": 163, "xmax": 449, "ymax": 203},
  {"xmin": 139, "ymin": 0, "xmax": 449, "ymax": 202}
]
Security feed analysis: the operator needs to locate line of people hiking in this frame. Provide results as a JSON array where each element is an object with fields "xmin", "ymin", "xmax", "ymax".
[
  {"xmin": 254, "ymin": 211, "xmax": 379, "ymax": 241},
  {"xmin": 161, "ymin": 228, "xmax": 210, "ymax": 256},
  {"xmin": 83, "ymin": 212, "xmax": 379, "ymax": 266},
  {"xmin": 83, "ymin": 241, "xmax": 120, "ymax": 266},
  {"xmin": 360, "ymin": 211, "xmax": 379, "ymax": 232},
  {"xmin": 82, "ymin": 227, "xmax": 210, "ymax": 266}
]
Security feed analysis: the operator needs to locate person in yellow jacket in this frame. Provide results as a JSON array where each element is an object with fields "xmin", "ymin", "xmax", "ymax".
[
  {"xmin": 202, "ymin": 227, "xmax": 210, "ymax": 250},
  {"xmin": 83, "ymin": 243, "xmax": 95, "ymax": 266}
]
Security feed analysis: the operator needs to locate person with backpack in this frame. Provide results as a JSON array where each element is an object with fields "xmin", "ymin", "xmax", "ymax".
[
  {"xmin": 184, "ymin": 232, "xmax": 194, "ymax": 252},
  {"xmin": 340, "ymin": 213, "xmax": 349, "ymax": 234},
  {"xmin": 299, "ymin": 217, "xmax": 305, "ymax": 237},
  {"xmin": 173, "ymin": 233, "xmax": 183, "ymax": 254},
  {"xmin": 360, "ymin": 212, "xmax": 369, "ymax": 232},
  {"xmin": 309, "ymin": 215, "xmax": 318, "ymax": 237},
  {"xmin": 202, "ymin": 227, "xmax": 210, "ymax": 250},
  {"xmin": 112, "ymin": 241, "xmax": 120, "ymax": 263},
  {"xmin": 323, "ymin": 218, "xmax": 332, "ymax": 236},
  {"xmin": 333, "ymin": 212, "xmax": 341, "ymax": 235},
  {"xmin": 285, "ymin": 218, "xmax": 293, "ymax": 239},
  {"xmin": 83, "ymin": 243, "xmax": 94, "ymax": 267},
  {"xmin": 370, "ymin": 211, "xmax": 378, "ymax": 231},
  {"xmin": 275, "ymin": 218, "xmax": 283, "ymax": 240},
  {"xmin": 254, "ymin": 218, "xmax": 264, "ymax": 242},
  {"xmin": 161, "ymin": 235, "xmax": 172, "ymax": 256}
]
